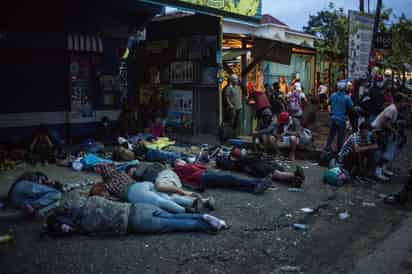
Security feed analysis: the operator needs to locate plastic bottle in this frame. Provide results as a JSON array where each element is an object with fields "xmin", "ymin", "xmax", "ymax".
[{"xmin": 293, "ymin": 224, "xmax": 306, "ymax": 230}]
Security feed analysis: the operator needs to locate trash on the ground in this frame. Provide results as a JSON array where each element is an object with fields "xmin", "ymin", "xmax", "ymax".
[
  {"xmin": 288, "ymin": 188, "xmax": 304, "ymax": 192},
  {"xmin": 293, "ymin": 223, "xmax": 306, "ymax": 230},
  {"xmin": 286, "ymin": 214, "xmax": 293, "ymax": 218},
  {"xmin": 362, "ymin": 202, "xmax": 376, "ymax": 207},
  {"xmin": 300, "ymin": 208, "xmax": 314, "ymax": 213},
  {"xmin": 378, "ymin": 194, "xmax": 388, "ymax": 199},
  {"xmin": 144, "ymin": 244, "xmax": 149, "ymax": 248},
  {"xmin": 279, "ymin": 265, "xmax": 301, "ymax": 272},
  {"xmin": 339, "ymin": 212, "xmax": 350, "ymax": 220},
  {"xmin": 0, "ymin": 234, "xmax": 13, "ymax": 244}
]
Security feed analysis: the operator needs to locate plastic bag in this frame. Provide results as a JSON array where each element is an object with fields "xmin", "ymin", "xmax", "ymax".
[{"xmin": 323, "ymin": 167, "xmax": 351, "ymax": 187}]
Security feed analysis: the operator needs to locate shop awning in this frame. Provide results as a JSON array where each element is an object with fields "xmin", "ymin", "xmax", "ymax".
[
  {"xmin": 252, "ymin": 38, "xmax": 292, "ymax": 65},
  {"xmin": 67, "ymin": 34, "xmax": 103, "ymax": 53},
  {"xmin": 223, "ymin": 49, "xmax": 249, "ymax": 61}
]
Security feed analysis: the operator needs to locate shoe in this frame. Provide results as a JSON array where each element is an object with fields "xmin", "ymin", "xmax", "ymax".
[
  {"xmin": 203, "ymin": 197, "xmax": 215, "ymax": 211},
  {"xmin": 294, "ymin": 166, "xmax": 305, "ymax": 180},
  {"xmin": 375, "ymin": 168, "xmax": 390, "ymax": 182},
  {"xmin": 253, "ymin": 177, "xmax": 272, "ymax": 194},
  {"xmin": 202, "ymin": 214, "xmax": 227, "ymax": 230},
  {"xmin": 375, "ymin": 173, "xmax": 390, "ymax": 181},
  {"xmin": 383, "ymin": 167, "xmax": 394, "ymax": 177},
  {"xmin": 193, "ymin": 198, "xmax": 206, "ymax": 214}
]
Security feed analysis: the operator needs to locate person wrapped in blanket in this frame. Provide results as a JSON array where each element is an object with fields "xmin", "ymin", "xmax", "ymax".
[
  {"xmin": 8, "ymin": 172, "xmax": 63, "ymax": 218},
  {"xmin": 94, "ymin": 164, "xmax": 213, "ymax": 214},
  {"xmin": 214, "ymin": 148, "xmax": 305, "ymax": 188},
  {"xmin": 43, "ymin": 192, "xmax": 228, "ymax": 237}
]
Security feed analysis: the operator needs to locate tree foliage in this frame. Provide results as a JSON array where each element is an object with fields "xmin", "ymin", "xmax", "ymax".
[{"xmin": 303, "ymin": 2, "xmax": 348, "ymax": 58}]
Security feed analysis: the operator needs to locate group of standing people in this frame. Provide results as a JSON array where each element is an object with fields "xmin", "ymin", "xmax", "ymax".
[{"xmin": 326, "ymin": 74, "xmax": 406, "ymax": 182}]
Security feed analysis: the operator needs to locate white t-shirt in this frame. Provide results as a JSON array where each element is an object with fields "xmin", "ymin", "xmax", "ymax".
[
  {"xmin": 371, "ymin": 104, "xmax": 398, "ymax": 129},
  {"xmin": 318, "ymin": 85, "xmax": 327, "ymax": 95},
  {"xmin": 155, "ymin": 169, "xmax": 182, "ymax": 188}
]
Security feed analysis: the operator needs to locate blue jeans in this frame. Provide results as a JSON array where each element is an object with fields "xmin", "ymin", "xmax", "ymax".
[
  {"xmin": 129, "ymin": 203, "xmax": 212, "ymax": 233},
  {"xmin": 9, "ymin": 181, "xmax": 62, "ymax": 214},
  {"xmin": 126, "ymin": 182, "xmax": 195, "ymax": 213},
  {"xmin": 326, "ymin": 119, "xmax": 346, "ymax": 151},
  {"xmin": 146, "ymin": 149, "xmax": 186, "ymax": 163},
  {"xmin": 200, "ymin": 171, "xmax": 263, "ymax": 193},
  {"xmin": 375, "ymin": 134, "xmax": 398, "ymax": 164}
]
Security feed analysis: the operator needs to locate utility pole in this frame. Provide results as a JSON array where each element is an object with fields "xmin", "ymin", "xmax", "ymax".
[
  {"xmin": 369, "ymin": 0, "xmax": 383, "ymax": 76},
  {"xmin": 367, "ymin": 0, "xmax": 370, "ymax": 13},
  {"xmin": 360, "ymin": 0, "xmax": 365, "ymax": 12}
]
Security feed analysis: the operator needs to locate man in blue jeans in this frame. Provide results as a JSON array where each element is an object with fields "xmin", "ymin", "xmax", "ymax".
[
  {"xmin": 45, "ymin": 193, "xmax": 228, "ymax": 236},
  {"xmin": 325, "ymin": 81, "xmax": 353, "ymax": 152}
]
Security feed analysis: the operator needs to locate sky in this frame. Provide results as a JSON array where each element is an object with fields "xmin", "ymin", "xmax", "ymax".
[{"xmin": 262, "ymin": 0, "xmax": 412, "ymax": 30}]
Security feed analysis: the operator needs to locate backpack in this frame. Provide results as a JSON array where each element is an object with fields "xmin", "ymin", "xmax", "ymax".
[
  {"xmin": 323, "ymin": 167, "xmax": 351, "ymax": 187},
  {"xmin": 288, "ymin": 91, "xmax": 302, "ymax": 114}
]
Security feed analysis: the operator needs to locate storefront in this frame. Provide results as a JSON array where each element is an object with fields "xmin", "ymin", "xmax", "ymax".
[
  {"xmin": 136, "ymin": 14, "xmax": 221, "ymax": 135},
  {"xmin": 0, "ymin": 0, "xmax": 162, "ymax": 142}
]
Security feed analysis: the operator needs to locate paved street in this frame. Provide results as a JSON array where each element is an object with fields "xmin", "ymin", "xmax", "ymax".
[{"xmin": 0, "ymin": 137, "xmax": 411, "ymax": 274}]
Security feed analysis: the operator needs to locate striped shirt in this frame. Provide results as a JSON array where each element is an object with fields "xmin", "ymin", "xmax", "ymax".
[
  {"xmin": 99, "ymin": 165, "xmax": 135, "ymax": 199},
  {"xmin": 338, "ymin": 132, "xmax": 373, "ymax": 162}
]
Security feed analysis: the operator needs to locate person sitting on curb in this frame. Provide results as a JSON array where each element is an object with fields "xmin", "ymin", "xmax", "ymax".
[
  {"xmin": 337, "ymin": 122, "xmax": 378, "ymax": 177},
  {"xmin": 172, "ymin": 160, "xmax": 273, "ymax": 194},
  {"xmin": 253, "ymin": 110, "xmax": 301, "ymax": 161},
  {"xmin": 28, "ymin": 124, "xmax": 56, "ymax": 165},
  {"xmin": 43, "ymin": 192, "xmax": 228, "ymax": 237},
  {"xmin": 95, "ymin": 164, "xmax": 210, "ymax": 214},
  {"xmin": 215, "ymin": 148, "xmax": 305, "ymax": 188}
]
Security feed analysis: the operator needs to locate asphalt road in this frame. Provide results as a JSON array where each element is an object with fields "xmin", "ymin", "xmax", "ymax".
[{"xmin": 0, "ymin": 139, "xmax": 411, "ymax": 274}]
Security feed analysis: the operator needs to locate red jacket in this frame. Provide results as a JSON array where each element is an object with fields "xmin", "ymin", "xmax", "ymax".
[{"xmin": 173, "ymin": 163, "xmax": 207, "ymax": 190}]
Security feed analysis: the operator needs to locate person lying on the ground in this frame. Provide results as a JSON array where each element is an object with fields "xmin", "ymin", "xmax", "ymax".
[
  {"xmin": 75, "ymin": 153, "xmax": 138, "ymax": 172},
  {"xmin": 337, "ymin": 122, "xmax": 378, "ymax": 177},
  {"xmin": 95, "ymin": 164, "xmax": 211, "ymax": 213},
  {"xmin": 215, "ymin": 148, "xmax": 305, "ymax": 188},
  {"xmin": 8, "ymin": 172, "xmax": 63, "ymax": 217},
  {"xmin": 28, "ymin": 124, "xmax": 56, "ymax": 165},
  {"xmin": 43, "ymin": 192, "xmax": 227, "ymax": 237},
  {"xmin": 133, "ymin": 142, "xmax": 191, "ymax": 163},
  {"xmin": 172, "ymin": 160, "xmax": 273, "ymax": 194},
  {"xmin": 126, "ymin": 163, "xmax": 215, "ymax": 210},
  {"xmin": 253, "ymin": 111, "xmax": 301, "ymax": 160}
]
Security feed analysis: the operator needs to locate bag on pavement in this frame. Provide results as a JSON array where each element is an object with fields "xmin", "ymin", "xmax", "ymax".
[{"xmin": 323, "ymin": 167, "xmax": 351, "ymax": 187}]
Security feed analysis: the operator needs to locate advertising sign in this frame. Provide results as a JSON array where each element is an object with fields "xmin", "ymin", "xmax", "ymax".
[
  {"xmin": 348, "ymin": 10, "xmax": 374, "ymax": 79},
  {"xmin": 166, "ymin": 89, "xmax": 193, "ymax": 129},
  {"xmin": 142, "ymin": 0, "xmax": 261, "ymax": 20}
]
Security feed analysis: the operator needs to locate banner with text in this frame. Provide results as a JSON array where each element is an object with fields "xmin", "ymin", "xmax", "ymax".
[{"xmin": 348, "ymin": 10, "xmax": 374, "ymax": 79}]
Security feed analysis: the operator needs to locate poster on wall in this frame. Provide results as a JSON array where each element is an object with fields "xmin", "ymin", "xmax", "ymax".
[
  {"xmin": 166, "ymin": 90, "xmax": 193, "ymax": 129},
  {"xmin": 141, "ymin": 0, "xmax": 262, "ymax": 19},
  {"xmin": 69, "ymin": 56, "xmax": 95, "ymax": 121},
  {"xmin": 348, "ymin": 10, "xmax": 374, "ymax": 79}
]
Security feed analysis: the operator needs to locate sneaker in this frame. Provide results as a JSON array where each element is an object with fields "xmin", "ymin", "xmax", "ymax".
[
  {"xmin": 194, "ymin": 198, "xmax": 206, "ymax": 214},
  {"xmin": 375, "ymin": 167, "xmax": 389, "ymax": 181},
  {"xmin": 202, "ymin": 214, "xmax": 227, "ymax": 230},
  {"xmin": 203, "ymin": 197, "xmax": 216, "ymax": 211},
  {"xmin": 253, "ymin": 177, "xmax": 272, "ymax": 194},
  {"xmin": 383, "ymin": 167, "xmax": 394, "ymax": 177},
  {"xmin": 294, "ymin": 166, "xmax": 305, "ymax": 180}
]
